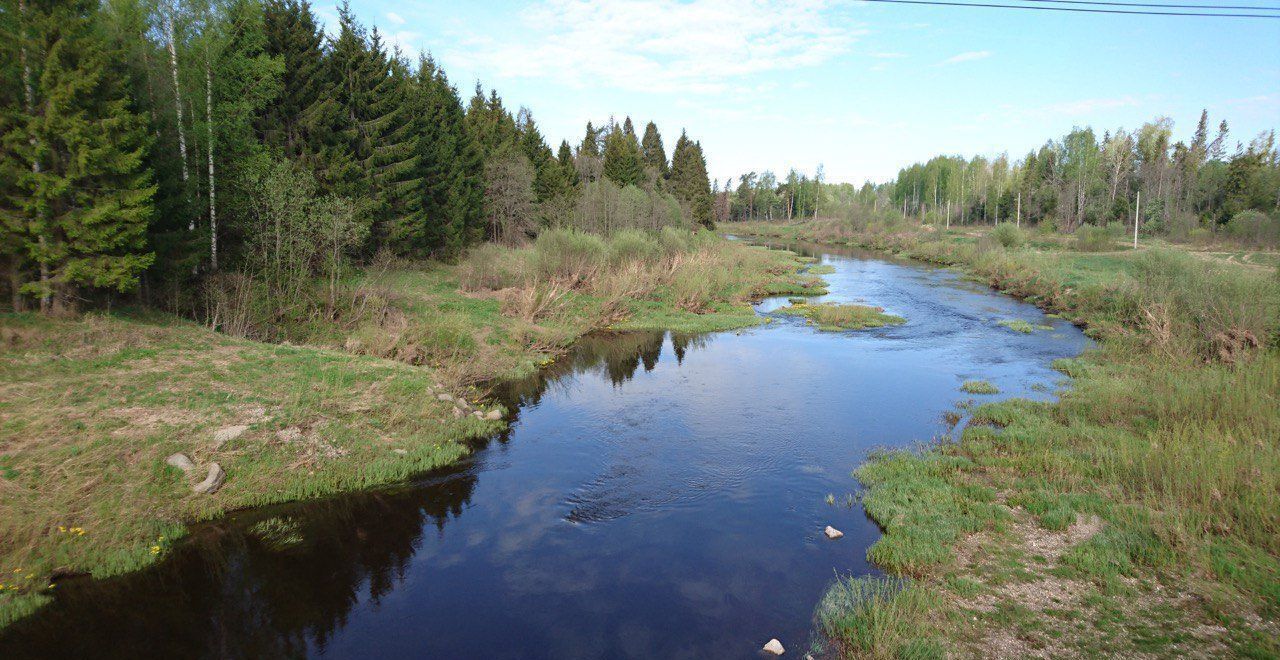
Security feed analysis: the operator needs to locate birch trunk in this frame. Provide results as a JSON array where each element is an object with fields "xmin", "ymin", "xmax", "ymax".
[
  {"xmin": 165, "ymin": 7, "xmax": 192, "ymax": 230},
  {"xmin": 206, "ymin": 55, "xmax": 217, "ymax": 270}
]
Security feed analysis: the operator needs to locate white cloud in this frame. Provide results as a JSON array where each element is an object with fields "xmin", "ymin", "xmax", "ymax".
[
  {"xmin": 940, "ymin": 50, "xmax": 991, "ymax": 65},
  {"xmin": 446, "ymin": 0, "xmax": 862, "ymax": 95},
  {"xmin": 1042, "ymin": 96, "xmax": 1140, "ymax": 115},
  {"xmin": 869, "ymin": 51, "xmax": 906, "ymax": 59},
  {"xmin": 383, "ymin": 30, "xmax": 423, "ymax": 59},
  {"xmin": 386, "ymin": 11, "xmax": 406, "ymax": 25}
]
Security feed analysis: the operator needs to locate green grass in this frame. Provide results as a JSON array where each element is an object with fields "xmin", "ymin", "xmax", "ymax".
[
  {"xmin": 732, "ymin": 220, "xmax": 1280, "ymax": 657},
  {"xmin": 0, "ymin": 312, "xmax": 503, "ymax": 625},
  {"xmin": 816, "ymin": 575, "xmax": 946, "ymax": 659},
  {"xmin": 960, "ymin": 380, "xmax": 1000, "ymax": 394},
  {"xmin": 775, "ymin": 302, "xmax": 906, "ymax": 331},
  {"xmin": 0, "ymin": 229, "xmax": 817, "ymax": 629},
  {"xmin": 997, "ymin": 319, "xmax": 1052, "ymax": 334}
]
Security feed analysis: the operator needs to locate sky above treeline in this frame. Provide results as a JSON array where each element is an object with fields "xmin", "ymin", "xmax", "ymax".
[{"xmin": 328, "ymin": 0, "xmax": 1279, "ymax": 185}]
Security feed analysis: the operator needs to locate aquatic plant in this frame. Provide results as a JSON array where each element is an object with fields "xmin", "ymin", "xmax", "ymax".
[
  {"xmin": 775, "ymin": 303, "xmax": 905, "ymax": 331},
  {"xmin": 997, "ymin": 319, "xmax": 1051, "ymax": 334},
  {"xmin": 959, "ymin": 380, "xmax": 1000, "ymax": 394}
]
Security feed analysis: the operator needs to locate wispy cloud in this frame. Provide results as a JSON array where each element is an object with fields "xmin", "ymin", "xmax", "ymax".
[
  {"xmin": 1043, "ymin": 96, "xmax": 1140, "ymax": 115},
  {"xmin": 869, "ymin": 51, "xmax": 906, "ymax": 59},
  {"xmin": 385, "ymin": 11, "xmax": 406, "ymax": 25},
  {"xmin": 940, "ymin": 50, "xmax": 991, "ymax": 65},
  {"xmin": 446, "ymin": 0, "xmax": 862, "ymax": 95}
]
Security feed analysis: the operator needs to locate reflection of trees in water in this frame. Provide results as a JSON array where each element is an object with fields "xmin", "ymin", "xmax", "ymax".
[
  {"xmin": 0, "ymin": 330, "xmax": 711, "ymax": 659},
  {"xmin": 0, "ymin": 463, "xmax": 480, "ymax": 659}
]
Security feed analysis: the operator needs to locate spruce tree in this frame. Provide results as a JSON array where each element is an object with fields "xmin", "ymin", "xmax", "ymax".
[
  {"xmin": 388, "ymin": 55, "xmax": 482, "ymax": 254},
  {"xmin": 670, "ymin": 130, "xmax": 713, "ymax": 228},
  {"xmin": 641, "ymin": 121, "xmax": 668, "ymax": 179},
  {"xmin": 464, "ymin": 84, "xmax": 519, "ymax": 162},
  {"xmin": 259, "ymin": 0, "xmax": 328, "ymax": 167},
  {"xmin": 580, "ymin": 121, "xmax": 600, "ymax": 158},
  {"xmin": 0, "ymin": 0, "xmax": 155, "ymax": 310},
  {"xmin": 517, "ymin": 108, "xmax": 568, "ymax": 202},
  {"xmin": 557, "ymin": 140, "xmax": 579, "ymax": 186},
  {"xmin": 602, "ymin": 121, "xmax": 643, "ymax": 187}
]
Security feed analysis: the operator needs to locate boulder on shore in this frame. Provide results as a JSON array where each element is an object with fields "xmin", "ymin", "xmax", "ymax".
[
  {"xmin": 763, "ymin": 638, "xmax": 785, "ymax": 655},
  {"xmin": 484, "ymin": 410, "xmax": 502, "ymax": 421},
  {"xmin": 824, "ymin": 525, "xmax": 844, "ymax": 540},
  {"xmin": 193, "ymin": 463, "xmax": 226, "ymax": 495},
  {"xmin": 212, "ymin": 424, "xmax": 249, "ymax": 447},
  {"xmin": 165, "ymin": 452, "xmax": 195, "ymax": 473}
]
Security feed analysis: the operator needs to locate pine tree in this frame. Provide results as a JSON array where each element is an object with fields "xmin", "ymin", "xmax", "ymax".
[
  {"xmin": 0, "ymin": 0, "xmax": 155, "ymax": 310},
  {"xmin": 640, "ymin": 121, "xmax": 668, "ymax": 179}
]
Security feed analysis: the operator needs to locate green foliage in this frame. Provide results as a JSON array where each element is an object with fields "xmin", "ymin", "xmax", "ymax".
[
  {"xmin": 0, "ymin": 0, "xmax": 155, "ymax": 308},
  {"xmin": 1075, "ymin": 225, "xmax": 1117, "ymax": 252},
  {"xmin": 775, "ymin": 302, "xmax": 906, "ymax": 331},
  {"xmin": 669, "ymin": 131, "xmax": 714, "ymax": 228},
  {"xmin": 640, "ymin": 121, "xmax": 668, "ymax": 179},
  {"xmin": 1225, "ymin": 210, "xmax": 1280, "ymax": 249},
  {"xmin": 602, "ymin": 119, "xmax": 644, "ymax": 187},
  {"xmin": 991, "ymin": 223, "xmax": 1027, "ymax": 248},
  {"xmin": 960, "ymin": 380, "xmax": 1000, "ymax": 394},
  {"xmin": 817, "ymin": 576, "xmax": 944, "ymax": 659}
]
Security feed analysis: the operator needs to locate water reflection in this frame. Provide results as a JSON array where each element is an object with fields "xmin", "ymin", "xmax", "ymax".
[
  {"xmin": 0, "ymin": 330, "xmax": 695, "ymax": 659},
  {"xmin": 1, "ymin": 243, "xmax": 1089, "ymax": 659}
]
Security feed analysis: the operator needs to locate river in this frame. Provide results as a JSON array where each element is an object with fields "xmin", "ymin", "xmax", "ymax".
[{"xmin": 0, "ymin": 241, "xmax": 1089, "ymax": 659}]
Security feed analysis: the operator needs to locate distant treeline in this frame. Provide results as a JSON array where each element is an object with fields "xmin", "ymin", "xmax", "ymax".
[
  {"xmin": 721, "ymin": 113, "xmax": 1280, "ymax": 246},
  {"xmin": 0, "ymin": 0, "xmax": 714, "ymax": 313}
]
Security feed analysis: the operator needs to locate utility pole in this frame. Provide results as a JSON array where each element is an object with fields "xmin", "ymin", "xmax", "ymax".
[{"xmin": 1133, "ymin": 190, "xmax": 1141, "ymax": 250}]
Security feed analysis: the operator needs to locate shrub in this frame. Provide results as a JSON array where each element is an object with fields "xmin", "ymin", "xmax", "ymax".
[
  {"xmin": 532, "ymin": 228, "xmax": 608, "ymax": 283},
  {"xmin": 457, "ymin": 242, "xmax": 529, "ymax": 291},
  {"xmin": 991, "ymin": 223, "xmax": 1027, "ymax": 248},
  {"xmin": 1075, "ymin": 225, "xmax": 1116, "ymax": 252},
  {"xmin": 608, "ymin": 229, "xmax": 660, "ymax": 265},
  {"xmin": 1225, "ymin": 210, "xmax": 1280, "ymax": 249}
]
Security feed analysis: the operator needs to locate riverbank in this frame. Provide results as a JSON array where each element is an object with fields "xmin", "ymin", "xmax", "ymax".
[
  {"xmin": 733, "ymin": 220, "xmax": 1280, "ymax": 657},
  {"xmin": 0, "ymin": 229, "xmax": 818, "ymax": 628}
]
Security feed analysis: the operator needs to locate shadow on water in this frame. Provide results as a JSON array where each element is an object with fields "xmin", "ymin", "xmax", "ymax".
[
  {"xmin": 0, "ymin": 330, "xmax": 712, "ymax": 659},
  {"xmin": 0, "ymin": 243, "xmax": 1089, "ymax": 659}
]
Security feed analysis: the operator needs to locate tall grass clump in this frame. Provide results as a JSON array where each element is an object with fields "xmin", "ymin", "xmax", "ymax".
[
  {"xmin": 1075, "ymin": 225, "xmax": 1117, "ymax": 252},
  {"xmin": 532, "ymin": 228, "xmax": 609, "ymax": 284},
  {"xmin": 1125, "ymin": 249, "xmax": 1280, "ymax": 361},
  {"xmin": 456, "ymin": 242, "xmax": 529, "ymax": 291},
  {"xmin": 991, "ymin": 223, "xmax": 1026, "ymax": 248},
  {"xmin": 817, "ymin": 575, "xmax": 944, "ymax": 659}
]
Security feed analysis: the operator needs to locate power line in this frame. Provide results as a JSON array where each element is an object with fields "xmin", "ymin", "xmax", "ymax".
[
  {"xmin": 1020, "ymin": 0, "xmax": 1280, "ymax": 11},
  {"xmin": 857, "ymin": 0, "xmax": 1280, "ymax": 16}
]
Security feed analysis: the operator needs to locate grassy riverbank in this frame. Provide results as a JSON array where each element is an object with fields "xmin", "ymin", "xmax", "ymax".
[
  {"xmin": 733, "ymin": 220, "xmax": 1280, "ymax": 657},
  {"xmin": 0, "ymin": 229, "xmax": 814, "ymax": 628}
]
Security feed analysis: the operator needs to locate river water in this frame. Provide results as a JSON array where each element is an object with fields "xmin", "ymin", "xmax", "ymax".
[{"xmin": 0, "ymin": 242, "xmax": 1089, "ymax": 659}]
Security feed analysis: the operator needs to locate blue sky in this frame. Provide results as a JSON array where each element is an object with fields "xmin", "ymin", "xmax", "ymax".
[{"xmin": 322, "ymin": 0, "xmax": 1279, "ymax": 184}]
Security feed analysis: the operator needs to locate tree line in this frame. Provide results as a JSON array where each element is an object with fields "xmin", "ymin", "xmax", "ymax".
[
  {"xmin": 721, "ymin": 112, "xmax": 1279, "ymax": 247},
  {"xmin": 885, "ymin": 112, "xmax": 1278, "ymax": 240},
  {"xmin": 0, "ymin": 0, "xmax": 714, "ymax": 314}
]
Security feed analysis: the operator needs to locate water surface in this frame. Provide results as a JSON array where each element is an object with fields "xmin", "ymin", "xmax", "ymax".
[{"xmin": 0, "ymin": 242, "xmax": 1089, "ymax": 659}]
